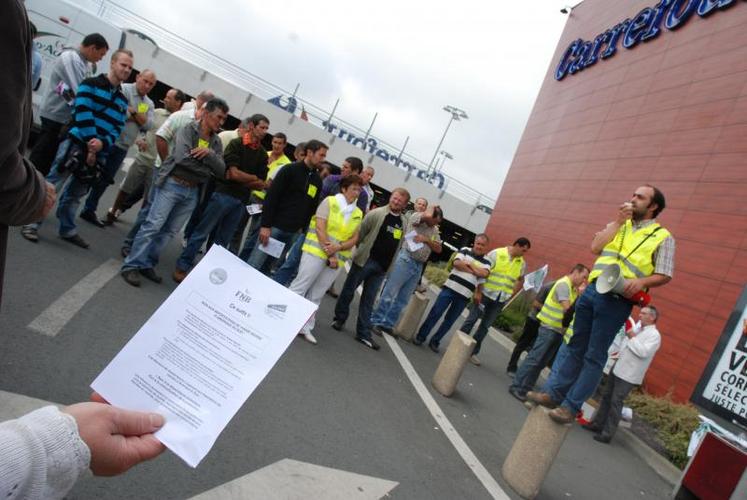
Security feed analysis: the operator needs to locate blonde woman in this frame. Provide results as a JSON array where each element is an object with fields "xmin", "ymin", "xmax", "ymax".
[{"xmin": 290, "ymin": 175, "xmax": 363, "ymax": 344}]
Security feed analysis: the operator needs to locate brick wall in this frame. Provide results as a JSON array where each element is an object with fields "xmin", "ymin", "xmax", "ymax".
[{"xmin": 487, "ymin": 0, "xmax": 747, "ymax": 402}]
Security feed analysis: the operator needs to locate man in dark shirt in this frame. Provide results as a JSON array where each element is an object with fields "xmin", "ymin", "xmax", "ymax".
[
  {"xmin": 172, "ymin": 114, "xmax": 269, "ymax": 282},
  {"xmin": 245, "ymin": 140, "xmax": 326, "ymax": 275},
  {"xmin": 120, "ymin": 97, "xmax": 228, "ymax": 287},
  {"xmin": 332, "ymin": 188, "xmax": 410, "ymax": 350}
]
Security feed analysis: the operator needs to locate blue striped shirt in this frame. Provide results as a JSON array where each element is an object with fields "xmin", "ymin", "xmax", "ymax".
[{"xmin": 68, "ymin": 74, "xmax": 128, "ymax": 154}]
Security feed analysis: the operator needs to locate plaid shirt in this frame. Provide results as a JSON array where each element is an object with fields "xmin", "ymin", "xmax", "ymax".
[{"xmin": 630, "ymin": 219, "xmax": 675, "ymax": 278}]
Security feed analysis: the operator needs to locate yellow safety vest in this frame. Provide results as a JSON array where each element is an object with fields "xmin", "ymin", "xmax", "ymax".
[
  {"xmin": 536, "ymin": 276, "xmax": 577, "ymax": 330},
  {"xmin": 302, "ymin": 196, "xmax": 362, "ymax": 262},
  {"xmin": 484, "ymin": 247, "xmax": 524, "ymax": 297},
  {"xmin": 563, "ymin": 314, "xmax": 575, "ymax": 343},
  {"xmin": 589, "ymin": 220, "xmax": 670, "ymax": 282},
  {"xmin": 253, "ymin": 153, "xmax": 291, "ymax": 200}
]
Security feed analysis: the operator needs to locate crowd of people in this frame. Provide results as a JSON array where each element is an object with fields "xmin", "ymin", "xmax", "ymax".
[{"xmin": 1, "ymin": 6, "xmax": 674, "ymax": 498}]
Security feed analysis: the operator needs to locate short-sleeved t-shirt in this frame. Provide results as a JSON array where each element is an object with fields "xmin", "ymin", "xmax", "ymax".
[
  {"xmin": 444, "ymin": 248, "xmax": 492, "ymax": 299},
  {"xmin": 405, "ymin": 212, "xmax": 441, "ymax": 263},
  {"xmin": 547, "ymin": 280, "xmax": 571, "ymax": 333},
  {"xmin": 368, "ymin": 212, "xmax": 404, "ymax": 269}
]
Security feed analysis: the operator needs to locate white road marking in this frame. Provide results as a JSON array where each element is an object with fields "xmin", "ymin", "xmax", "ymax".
[
  {"xmin": 382, "ymin": 334, "xmax": 510, "ymax": 500},
  {"xmin": 189, "ymin": 458, "xmax": 398, "ymax": 500},
  {"xmin": 27, "ymin": 259, "xmax": 121, "ymax": 337}
]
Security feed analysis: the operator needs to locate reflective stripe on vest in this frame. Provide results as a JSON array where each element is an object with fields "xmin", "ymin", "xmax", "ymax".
[
  {"xmin": 588, "ymin": 220, "xmax": 670, "ymax": 282},
  {"xmin": 536, "ymin": 275, "xmax": 577, "ymax": 330},
  {"xmin": 302, "ymin": 196, "xmax": 362, "ymax": 261},
  {"xmin": 563, "ymin": 314, "xmax": 575, "ymax": 344},
  {"xmin": 484, "ymin": 247, "xmax": 524, "ymax": 296}
]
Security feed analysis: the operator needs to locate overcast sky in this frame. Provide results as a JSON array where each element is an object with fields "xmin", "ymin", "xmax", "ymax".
[{"xmin": 113, "ymin": 0, "xmax": 572, "ymax": 201}]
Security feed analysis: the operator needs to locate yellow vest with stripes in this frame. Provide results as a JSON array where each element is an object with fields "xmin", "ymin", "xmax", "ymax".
[
  {"xmin": 537, "ymin": 276, "xmax": 577, "ymax": 330},
  {"xmin": 589, "ymin": 220, "xmax": 670, "ymax": 282},
  {"xmin": 252, "ymin": 153, "xmax": 291, "ymax": 200},
  {"xmin": 302, "ymin": 196, "xmax": 362, "ymax": 262},
  {"xmin": 484, "ymin": 247, "xmax": 524, "ymax": 296},
  {"xmin": 563, "ymin": 314, "xmax": 575, "ymax": 343}
]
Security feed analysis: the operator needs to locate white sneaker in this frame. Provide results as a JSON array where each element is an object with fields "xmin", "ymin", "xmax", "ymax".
[{"xmin": 303, "ymin": 332, "xmax": 317, "ymax": 344}]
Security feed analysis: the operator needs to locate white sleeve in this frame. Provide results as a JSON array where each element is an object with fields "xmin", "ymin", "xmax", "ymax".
[
  {"xmin": 627, "ymin": 330, "xmax": 661, "ymax": 359},
  {"xmin": 0, "ymin": 406, "xmax": 90, "ymax": 500}
]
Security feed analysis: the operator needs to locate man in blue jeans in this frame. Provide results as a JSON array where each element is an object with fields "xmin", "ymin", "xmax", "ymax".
[
  {"xmin": 508, "ymin": 264, "xmax": 588, "ymax": 402},
  {"xmin": 460, "ymin": 237, "xmax": 531, "ymax": 366},
  {"xmin": 370, "ymin": 205, "xmax": 443, "ymax": 336},
  {"xmin": 172, "ymin": 114, "xmax": 269, "ymax": 282},
  {"xmin": 414, "ymin": 234, "xmax": 492, "ymax": 353},
  {"xmin": 332, "ymin": 188, "xmax": 410, "ymax": 350},
  {"xmin": 246, "ymin": 140, "xmax": 326, "ymax": 274},
  {"xmin": 120, "ymin": 98, "xmax": 228, "ymax": 286},
  {"xmin": 527, "ymin": 185, "xmax": 674, "ymax": 424}
]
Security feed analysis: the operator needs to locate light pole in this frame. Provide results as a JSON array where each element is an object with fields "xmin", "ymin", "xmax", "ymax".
[
  {"xmin": 427, "ymin": 105, "xmax": 467, "ymax": 177},
  {"xmin": 437, "ymin": 150, "xmax": 453, "ymax": 175}
]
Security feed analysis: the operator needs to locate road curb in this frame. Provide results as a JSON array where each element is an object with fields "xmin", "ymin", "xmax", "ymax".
[{"xmin": 486, "ymin": 325, "xmax": 681, "ymax": 487}]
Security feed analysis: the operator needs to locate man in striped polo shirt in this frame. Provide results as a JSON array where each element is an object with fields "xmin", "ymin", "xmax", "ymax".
[
  {"xmin": 414, "ymin": 234, "xmax": 492, "ymax": 353},
  {"xmin": 53, "ymin": 49, "xmax": 133, "ymax": 249},
  {"xmin": 509, "ymin": 264, "xmax": 589, "ymax": 402}
]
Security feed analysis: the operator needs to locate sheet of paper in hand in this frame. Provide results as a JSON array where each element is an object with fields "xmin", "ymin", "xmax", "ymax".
[
  {"xmin": 91, "ymin": 245, "xmax": 316, "ymax": 467},
  {"xmin": 257, "ymin": 237, "xmax": 285, "ymax": 258}
]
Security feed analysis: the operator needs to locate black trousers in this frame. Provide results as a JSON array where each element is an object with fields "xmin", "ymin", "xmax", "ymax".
[
  {"xmin": 591, "ymin": 373, "xmax": 636, "ymax": 439},
  {"xmin": 29, "ymin": 117, "xmax": 65, "ymax": 176},
  {"xmin": 507, "ymin": 316, "xmax": 540, "ymax": 372}
]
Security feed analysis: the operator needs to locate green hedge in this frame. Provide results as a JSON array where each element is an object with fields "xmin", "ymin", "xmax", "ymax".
[{"xmin": 626, "ymin": 391, "xmax": 700, "ymax": 469}]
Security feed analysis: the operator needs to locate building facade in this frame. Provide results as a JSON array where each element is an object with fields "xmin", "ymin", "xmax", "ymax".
[{"xmin": 487, "ymin": 0, "xmax": 747, "ymax": 402}]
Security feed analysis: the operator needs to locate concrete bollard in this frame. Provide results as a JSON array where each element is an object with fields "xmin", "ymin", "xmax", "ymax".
[
  {"xmin": 431, "ymin": 332, "xmax": 476, "ymax": 397},
  {"xmin": 502, "ymin": 405, "xmax": 572, "ymax": 499},
  {"xmin": 393, "ymin": 292, "xmax": 429, "ymax": 341}
]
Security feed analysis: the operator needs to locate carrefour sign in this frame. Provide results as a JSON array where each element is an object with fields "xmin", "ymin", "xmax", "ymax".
[{"xmin": 555, "ymin": 0, "xmax": 742, "ymax": 81}]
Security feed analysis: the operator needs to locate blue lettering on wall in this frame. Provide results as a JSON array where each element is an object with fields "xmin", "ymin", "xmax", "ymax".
[{"xmin": 555, "ymin": 0, "xmax": 740, "ymax": 81}]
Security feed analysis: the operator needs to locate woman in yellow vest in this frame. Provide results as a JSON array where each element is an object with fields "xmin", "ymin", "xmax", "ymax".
[{"xmin": 289, "ymin": 175, "xmax": 364, "ymax": 344}]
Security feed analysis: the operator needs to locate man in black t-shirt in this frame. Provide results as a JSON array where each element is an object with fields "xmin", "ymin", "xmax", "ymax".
[
  {"xmin": 332, "ymin": 187, "xmax": 410, "ymax": 350},
  {"xmin": 172, "ymin": 114, "xmax": 269, "ymax": 282}
]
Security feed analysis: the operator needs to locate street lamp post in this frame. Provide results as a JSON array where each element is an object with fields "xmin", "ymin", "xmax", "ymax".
[
  {"xmin": 437, "ymin": 150, "xmax": 453, "ymax": 175},
  {"xmin": 427, "ymin": 105, "xmax": 468, "ymax": 177}
]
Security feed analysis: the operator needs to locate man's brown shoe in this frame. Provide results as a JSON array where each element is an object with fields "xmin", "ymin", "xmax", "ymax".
[
  {"xmin": 548, "ymin": 406, "xmax": 576, "ymax": 425},
  {"xmin": 526, "ymin": 391, "xmax": 558, "ymax": 409},
  {"xmin": 173, "ymin": 268, "xmax": 188, "ymax": 283}
]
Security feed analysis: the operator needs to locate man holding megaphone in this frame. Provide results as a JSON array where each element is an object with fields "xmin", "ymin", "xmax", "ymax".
[{"xmin": 527, "ymin": 185, "xmax": 674, "ymax": 425}]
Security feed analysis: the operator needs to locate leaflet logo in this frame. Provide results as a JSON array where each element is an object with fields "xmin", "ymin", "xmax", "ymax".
[{"xmin": 265, "ymin": 304, "xmax": 287, "ymax": 319}]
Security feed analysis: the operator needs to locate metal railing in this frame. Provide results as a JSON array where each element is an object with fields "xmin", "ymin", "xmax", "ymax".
[{"xmin": 75, "ymin": 0, "xmax": 496, "ymax": 209}]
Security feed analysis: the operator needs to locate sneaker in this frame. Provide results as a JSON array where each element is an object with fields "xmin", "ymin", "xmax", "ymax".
[
  {"xmin": 548, "ymin": 406, "xmax": 576, "ymax": 425},
  {"xmin": 508, "ymin": 387, "xmax": 527, "ymax": 402},
  {"xmin": 371, "ymin": 325, "xmax": 386, "ymax": 337},
  {"xmin": 331, "ymin": 320, "xmax": 343, "ymax": 331},
  {"xmin": 469, "ymin": 355, "xmax": 481, "ymax": 366},
  {"xmin": 121, "ymin": 269, "xmax": 141, "ymax": 287},
  {"xmin": 60, "ymin": 234, "xmax": 90, "ymax": 249},
  {"xmin": 139, "ymin": 268, "xmax": 163, "ymax": 283},
  {"xmin": 79, "ymin": 210, "xmax": 105, "ymax": 228},
  {"xmin": 428, "ymin": 342, "xmax": 439, "ymax": 353},
  {"xmin": 413, "ymin": 337, "xmax": 424, "ymax": 346},
  {"xmin": 20, "ymin": 226, "xmax": 38, "ymax": 242},
  {"xmin": 302, "ymin": 332, "xmax": 318, "ymax": 344},
  {"xmin": 355, "ymin": 336, "xmax": 380, "ymax": 350},
  {"xmin": 172, "ymin": 268, "xmax": 188, "ymax": 283},
  {"xmin": 526, "ymin": 391, "xmax": 559, "ymax": 409},
  {"xmin": 120, "ymin": 247, "xmax": 130, "ymax": 258}
]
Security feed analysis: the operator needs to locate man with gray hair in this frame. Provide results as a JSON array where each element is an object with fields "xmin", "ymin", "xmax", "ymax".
[
  {"xmin": 120, "ymin": 89, "xmax": 213, "ymax": 257},
  {"xmin": 121, "ymin": 97, "xmax": 228, "ymax": 287},
  {"xmin": 582, "ymin": 305, "xmax": 661, "ymax": 443}
]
